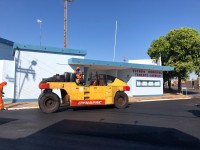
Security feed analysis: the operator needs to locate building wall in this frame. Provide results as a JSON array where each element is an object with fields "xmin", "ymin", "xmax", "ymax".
[
  {"xmin": 0, "ymin": 43, "xmax": 13, "ymax": 60},
  {"xmin": 1, "ymin": 54, "xmax": 165, "ymax": 101},
  {"xmin": 14, "ymin": 50, "xmax": 84, "ymax": 101},
  {"xmin": 118, "ymin": 69, "xmax": 163, "ymax": 96},
  {"xmin": 0, "ymin": 61, "xmax": 3, "ymax": 81},
  {"xmin": 0, "ymin": 60, "xmax": 15, "ymax": 101}
]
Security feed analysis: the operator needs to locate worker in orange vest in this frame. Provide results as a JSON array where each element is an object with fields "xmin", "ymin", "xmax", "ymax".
[
  {"xmin": 0, "ymin": 81, "xmax": 7, "ymax": 110},
  {"xmin": 74, "ymin": 67, "xmax": 84, "ymax": 85}
]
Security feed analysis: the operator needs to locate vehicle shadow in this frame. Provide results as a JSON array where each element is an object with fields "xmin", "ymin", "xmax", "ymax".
[
  {"xmin": 0, "ymin": 119, "xmax": 200, "ymax": 150},
  {"xmin": 58, "ymin": 105, "xmax": 116, "ymax": 112},
  {"xmin": 58, "ymin": 103, "xmax": 131, "ymax": 112}
]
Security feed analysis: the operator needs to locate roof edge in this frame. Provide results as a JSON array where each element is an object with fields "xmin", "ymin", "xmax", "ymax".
[
  {"xmin": 13, "ymin": 43, "xmax": 87, "ymax": 56},
  {"xmin": 0, "ymin": 37, "xmax": 14, "ymax": 46},
  {"xmin": 68, "ymin": 58, "xmax": 174, "ymax": 71}
]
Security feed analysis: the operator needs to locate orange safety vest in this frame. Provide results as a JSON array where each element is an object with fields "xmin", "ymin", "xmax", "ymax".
[
  {"xmin": 0, "ymin": 81, "xmax": 7, "ymax": 92},
  {"xmin": 0, "ymin": 81, "xmax": 7, "ymax": 110}
]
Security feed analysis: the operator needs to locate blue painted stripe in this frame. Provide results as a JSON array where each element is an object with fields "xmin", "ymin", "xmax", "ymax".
[
  {"xmin": 3, "ymin": 98, "xmax": 14, "ymax": 102},
  {"xmin": 12, "ymin": 99, "xmax": 38, "ymax": 102},
  {"xmin": 4, "ymin": 99, "xmax": 38, "ymax": 103},
  {"xmin": 13, "ymin": 43, "xmax": 87, "ymax": 56},
  {"xmin": 68, "ymin": 58, "xmax": 174, "ymax": 71},
  {"xmin": 4, "ymin": 98, "xmax": 38, "ymax": 102}
]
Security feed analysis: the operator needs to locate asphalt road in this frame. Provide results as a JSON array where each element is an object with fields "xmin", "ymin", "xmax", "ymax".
[{"xmin": 0, "ymin": 98, "xmax": 200, "ymax": 150}]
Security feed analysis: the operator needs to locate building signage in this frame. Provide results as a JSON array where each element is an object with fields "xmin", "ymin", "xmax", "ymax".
[{"xmin": 133, "ymin": 69, "xmax": 162, "ymax": 78}]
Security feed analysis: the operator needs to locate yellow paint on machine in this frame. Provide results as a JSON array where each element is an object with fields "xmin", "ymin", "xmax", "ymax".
[{"xmin": 47, "ymin": 78, "xmax": 128, "ymax": 106}]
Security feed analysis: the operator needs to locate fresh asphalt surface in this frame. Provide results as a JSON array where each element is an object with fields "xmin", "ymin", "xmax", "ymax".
[{"xmin": 0, "ymin": 98, "xmax": 200, "ymax": 150}]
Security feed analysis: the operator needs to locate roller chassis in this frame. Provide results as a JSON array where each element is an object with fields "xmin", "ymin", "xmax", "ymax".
[{"xmin": 38, "ymin": 72, "xmax": 130, "ymax": 113}]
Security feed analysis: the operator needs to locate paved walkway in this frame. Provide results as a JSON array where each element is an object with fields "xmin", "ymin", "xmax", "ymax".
[
  {"xmin": 4, "ymin": 102, "xmax": 39, "ymax": 110},
  {"xmin": 2, "ymin": 92, "xmax": 200, "ymax": 110}
]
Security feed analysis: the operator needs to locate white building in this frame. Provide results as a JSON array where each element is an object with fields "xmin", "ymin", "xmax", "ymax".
[
  {"xmin": 68, "ymin": 58, "xmax": 172, "ymax": 97},
  {"xmin": 0, "ymin": 37, "xmax": 173, "ymax": 102}
]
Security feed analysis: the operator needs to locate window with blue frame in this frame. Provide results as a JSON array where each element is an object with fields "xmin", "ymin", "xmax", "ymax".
[{"xmin": 136, "ymin": 80, "xmax": 161, "ymax": 87}]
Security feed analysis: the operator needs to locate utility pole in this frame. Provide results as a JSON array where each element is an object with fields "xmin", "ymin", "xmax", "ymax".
[{"xmin": 64, "ymin": 0, "xmax": 74, "ymax": 48}]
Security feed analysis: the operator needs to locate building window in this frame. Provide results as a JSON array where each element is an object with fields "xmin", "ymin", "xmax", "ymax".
[{"xmin": 136, "ymin": 80, "xmax": 161, "ymax": 87}]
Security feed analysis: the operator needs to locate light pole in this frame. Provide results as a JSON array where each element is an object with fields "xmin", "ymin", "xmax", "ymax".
[
  {"xmin": 113, "ymin": 20, "xmax": 118, "ymax": 61},
  {"xmin": 37, "ymin": 19, "xmax": 42, "ymax": 46},
  {"xmin": 64, "ymin": 0, "xmax": 74, "ymax": 48}
]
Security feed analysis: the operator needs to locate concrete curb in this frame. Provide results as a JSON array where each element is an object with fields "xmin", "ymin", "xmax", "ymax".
[
  {"xmin": 136, "ymin": 97, "xmax": 191, "ymax": 102},
  {"xmin": 5, "ymin": 107, "xmax": 39, "ymax": 110}
]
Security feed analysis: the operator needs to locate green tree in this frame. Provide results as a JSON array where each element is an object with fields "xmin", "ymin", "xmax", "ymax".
[{"xmin": 148, "ymin": 28, "xmax": 200, "ymax": 93}]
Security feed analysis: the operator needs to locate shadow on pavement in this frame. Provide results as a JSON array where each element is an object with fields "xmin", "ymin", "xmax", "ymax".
[
  {"xmin": 0, "ymin": 120, "xmax": 200, "ymax": 150},
  {"xmin": 0, "ymin": 117, "xmax": 18, "ymax": 125},
  {"xmin": 58, "ymin": 104, "xmax": 132, "ymax": 112},
  {"xmin": 188, "ymin": 110, "xmax": 200, "ymax": 117},
  {"xmin": 58, "ymin": 105, "xmax": 115, "ymax": 112}
]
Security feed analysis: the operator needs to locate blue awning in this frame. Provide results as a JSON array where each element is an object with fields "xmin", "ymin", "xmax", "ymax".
[{"xmin": 68, "ymin": 58, "xmax": 174, "ymax": 71}]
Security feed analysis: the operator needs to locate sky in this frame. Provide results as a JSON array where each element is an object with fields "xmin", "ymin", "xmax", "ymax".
[{"xmin": 1, "ymin": 0, "xmax": 200, "ymax": 63}]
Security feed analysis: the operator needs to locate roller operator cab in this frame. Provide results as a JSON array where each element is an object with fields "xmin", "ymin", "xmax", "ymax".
[{"xmin": 38, "ymin": 72, "xmax": 130, "ymax": 113}]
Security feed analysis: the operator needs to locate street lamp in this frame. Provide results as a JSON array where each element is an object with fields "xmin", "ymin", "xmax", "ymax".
[
  {"xmin": 113, "ymin": 20, "xmax": 118, "ymax": 61},
  {"xmin": 37, "ymin": 19, "xmax": 42, "ymax": 46},
  {"xmin": 64, "ymin": 0, "xmax": 74, "ymax": 48}
]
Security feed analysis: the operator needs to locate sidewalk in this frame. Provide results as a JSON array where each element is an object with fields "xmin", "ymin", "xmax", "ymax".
[
  {"xmin": 129, "ymin": 93, "xmax": 191, "ymax": 102},
  {"xmin": 4, "ymin": 102, "xmax": 39, "ymax": 110}
]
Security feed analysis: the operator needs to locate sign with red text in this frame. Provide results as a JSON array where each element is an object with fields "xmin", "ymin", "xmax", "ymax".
[{"xmin": 133, "ymin": 69, "xmax": 162, "ymax": 78}]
